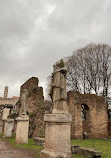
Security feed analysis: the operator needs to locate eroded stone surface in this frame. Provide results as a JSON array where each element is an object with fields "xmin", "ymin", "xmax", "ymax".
[
  {"xmin": 49, "ymin": 59, "xmax": 68, "ymax": 114},
  {"xmin": 33, "ymin": 137, "xmax": 45, "ymax": 146},
  {"xmin": 71, "ymin": 145, "xmax": 80, "ymax": 154},
  {"xmin": 3, "ymin": 119, "xmax": 14, "ymax": 137},
  {"xmin": 16, "ymin": 77, "xmax": 45, "ymax": 138},
  {"xmin": 67, "ymin": 91, "xmax": 108, "ymax": 138},
  {"xmin": 41, "ymin": 59, "xmax": 72, "ymax": 158},
  {"xmin": 78, "ymin": 147, "xmax": 102, "ymax": 158},
  {"xmin": 20, "ymin": 89, "xmax": 28, "ymax": 115},
  {"xmin": 2, "ymin": 108, "xmax": 10, "ymax": 120},
  {"xmin": 16, "ymin": 115, "xmax": 29, "ymax": 144}
]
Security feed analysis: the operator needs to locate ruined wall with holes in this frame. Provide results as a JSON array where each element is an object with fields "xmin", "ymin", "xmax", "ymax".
[
  {"xmin": 17, "ymin": 77, "xmax": 45, "ymax": 138},
  {"xmin": 67, "ymin": 91, "xmax": 108, "ymax": 139}
]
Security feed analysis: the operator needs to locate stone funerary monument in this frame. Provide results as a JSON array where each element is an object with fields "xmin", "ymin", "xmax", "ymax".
[{"xmin": 41, "ymin": 59, "xmax": 72, "ymax": 158}]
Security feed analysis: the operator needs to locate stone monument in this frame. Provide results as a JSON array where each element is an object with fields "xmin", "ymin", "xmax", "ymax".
[
  {"xmin": 3, "ymin": 118, "xmax": 14, "ymax": 137},
  {"xmin": 2, "ymin": 107, "xmax": 11, "ymax": 136},
  {"xmin": 41, "ymin": 59, "xmax": 72, "ymax": 158},
  {"xmin": 2, "ymin": 107, "xmax": 10, "ymax": 120},
  {"xmin": 16, "ymin": 89, "xmax": 29, "ymax": 144}
]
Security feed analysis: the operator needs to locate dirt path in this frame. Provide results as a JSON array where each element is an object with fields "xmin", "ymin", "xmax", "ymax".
[{"xmin": 0, "ymin": 140, "xmax": 37, "ymax": 158}]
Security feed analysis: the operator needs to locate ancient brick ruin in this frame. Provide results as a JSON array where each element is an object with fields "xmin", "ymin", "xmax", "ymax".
[
  {"xmin": 108, "ymin": 121, "xmax": 111, "ymax": 137},
  {"xmin": 67, "ymin": 91, "xmax": 108, "ymax": 139},
  {"xmin": 16, "ymin": 77, "xmax": 45, "ymax": 138}
]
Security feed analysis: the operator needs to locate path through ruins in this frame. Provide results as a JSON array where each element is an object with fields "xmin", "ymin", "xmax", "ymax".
[{"xmin": 0, "ymin": 140, "xmax": 37, "ymax": 158}]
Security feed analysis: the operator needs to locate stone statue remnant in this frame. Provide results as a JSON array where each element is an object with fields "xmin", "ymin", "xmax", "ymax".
[
  {"xmin": 20, "ymin": 89, "xmax": 28, "ymax": 115},
  {"xmin": 41, "ymin": 59, "xmax": 72, "ymax": 158},
  {"xmin": 16, "ymin": 89, "xmax": 29, "ymax": 144},
  {"xmin": 49, "ymin": 59, "xmax": 68, "ymax": 113}
]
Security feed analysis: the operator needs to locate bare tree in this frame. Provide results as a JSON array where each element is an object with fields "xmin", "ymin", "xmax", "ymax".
[{"xmin": 67, "ymin": 43, "xmax": 111, "ymax": 104}]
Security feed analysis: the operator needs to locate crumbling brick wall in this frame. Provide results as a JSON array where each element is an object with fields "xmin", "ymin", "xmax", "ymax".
[
  {"xmin": 67, "ymin": 91, "xmax": 108, "ymax": 139},
  {"xmin": 19, "ymin": 77, "xmax": 45, "ymax": 138},
  {"xmin": 108, "ymin": 121, "xmax": 111, "ymax": 137},
  {"xmin": 20, "ymin": 77, "xmax": 39, "ymax": 95}
]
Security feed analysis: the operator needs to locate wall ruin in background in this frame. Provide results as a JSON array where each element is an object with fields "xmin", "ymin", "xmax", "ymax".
[
  {"xmin": 17, "ymin": 77, "xmax": 45, "ymax": 138},
  {"xmin": 67, "ymin": 91, "xmax": 108, "ymax": 139}
]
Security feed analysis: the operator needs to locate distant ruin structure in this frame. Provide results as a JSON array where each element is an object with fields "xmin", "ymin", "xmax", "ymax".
[
  {"xmin": 67, "ymin": 91, "xmax": 108, "ymax": 139},
  {"xmin": 4, "ymin": 86, "xmax": 8, "ymax": 99},
  {"xmin": 17, "ymin": 77, "xmax": 45, "ymax": 138},
  {"xmin": 0, "ymin": 86, "xmax": 19, "ymax": 106}
]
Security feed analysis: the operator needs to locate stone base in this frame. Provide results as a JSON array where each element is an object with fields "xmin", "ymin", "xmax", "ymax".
[
  {"xmin": 3, "ymin": 119, "xmax": 14, "ymax": 137},
  {"xmin": 41, "ymin": 149, "xmax": 71, "ymax": 158},
  {"xmin": 41, "ymin": 114, "xmax": 72, "ymax": 158},
  {"xmin": 16, "ymin": 115, "xmax": 29, "ymax": 144}
]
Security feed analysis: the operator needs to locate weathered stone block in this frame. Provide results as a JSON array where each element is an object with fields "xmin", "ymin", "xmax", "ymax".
[
  {"xmin": 78, "ymin": 147, "xmax": 102, "ymax": 158},
  {"xmin": 41, "ymin": 114, "xmax": 72, "ymax": 158},
  {"xmin": 78, "ymin": 147, "xmax": 86, "ymax": 157},
  {"xmin": 33, "ymin": 137, "xmax": 45, "ymax": 146},
  {"xmin": 71, "ymin": 145, "xmax": 80, "ymax": 154},
  {"xmin": 16, "ymin": 115, "xmax": 29, "ymax": 144},
  {"xmin": 3, "ymin": 119, "xmax": 14, "ymax": 137},
  {"xmin": 2, "ymin": 108, "xmax": 10, "ymax": 120}
]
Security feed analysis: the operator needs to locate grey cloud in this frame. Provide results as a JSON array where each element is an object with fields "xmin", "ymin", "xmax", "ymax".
[{"xmin": 0, "ymin": 0, "xmax": 111, "ymax": 97}]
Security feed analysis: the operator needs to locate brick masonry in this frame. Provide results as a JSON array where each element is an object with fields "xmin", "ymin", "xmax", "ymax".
[
  {"xmin": 17, "ymin": 77, "xmax": 45, "ymax": 138},
  {"xmin": 108, "ymin": 121, "xmax": 111, "ymax": 137},
  {"xmin": 67, "ymin": 91, "xmax": 108, "ymax": 139}
]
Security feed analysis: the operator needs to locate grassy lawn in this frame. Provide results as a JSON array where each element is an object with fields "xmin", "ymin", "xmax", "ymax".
[
  {"xmin": 71, "ymin": 139, "xmax": 111, "ymax": 158},
  {"xmin": 0, "ymin": 135, "xmax": 111, "ymax": 158}
]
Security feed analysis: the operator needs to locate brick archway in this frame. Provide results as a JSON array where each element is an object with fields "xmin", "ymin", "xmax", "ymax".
[{"xmin": 67, "ymin": 91, "xmax": 108, "ymax": 139}]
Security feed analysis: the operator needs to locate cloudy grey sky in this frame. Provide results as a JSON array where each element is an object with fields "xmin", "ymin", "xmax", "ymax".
[{"xmin": 0, "ymin": 0, "xmax": 111, "ymax": 98}]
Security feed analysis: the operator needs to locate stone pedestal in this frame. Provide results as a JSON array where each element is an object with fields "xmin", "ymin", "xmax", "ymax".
[
  {"xmin": 2, "ymin": 108, "xmax": 10, "ymax": 120},
  {"xmin": 41, "ymin": 114, "xmax": 72, "ymax": 158},
  {"xmin": 16, "ymin": 115, "xmax": 29, "ymax": 144},
  {"xmin": 3, "ymin": 118, "xmax": 14, "ymax": 137}
]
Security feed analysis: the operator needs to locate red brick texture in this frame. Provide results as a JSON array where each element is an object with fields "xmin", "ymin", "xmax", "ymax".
[
  {"xmin": 67, "ymin": 91, "xmax": 108, "ymax": 139},
  {"xmin": 20, "ymin": 77, "xmax": 45, "ymax": 137}
]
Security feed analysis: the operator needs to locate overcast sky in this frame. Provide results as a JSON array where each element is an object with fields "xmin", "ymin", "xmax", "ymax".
[{"xmin": 0, "ymin": 0, "xmax": 111, "ymax": 98}]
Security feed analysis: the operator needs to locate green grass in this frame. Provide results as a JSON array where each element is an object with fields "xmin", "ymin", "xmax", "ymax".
[
  {"xmin": 72, "ymin": 154, "xmax": 85, "ymax": 158},
  {"xmin": 3, "ymin": 137, "xmax": 42, "ymax": 150},
  {"xmin": 71, "ymin": 139, "xmax": 111, "ymax": 158},
  {"xmin": 0, "ymin": 135, "xmax": 111, "ymax": 158}
]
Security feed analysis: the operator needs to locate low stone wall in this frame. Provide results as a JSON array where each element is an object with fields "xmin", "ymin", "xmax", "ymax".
[
  {"xmin": 33, "ymin": 137, "xmax": 45, "ymax": 146},
  {"xmin": 71, "ymin": 145, "xmax": 102, "ymax": 158}
]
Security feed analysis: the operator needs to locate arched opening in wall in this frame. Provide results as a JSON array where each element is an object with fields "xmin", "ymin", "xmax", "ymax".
[{"xmin": 81, "ymin": 104, "xmax": 90, "ymax": 139}]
